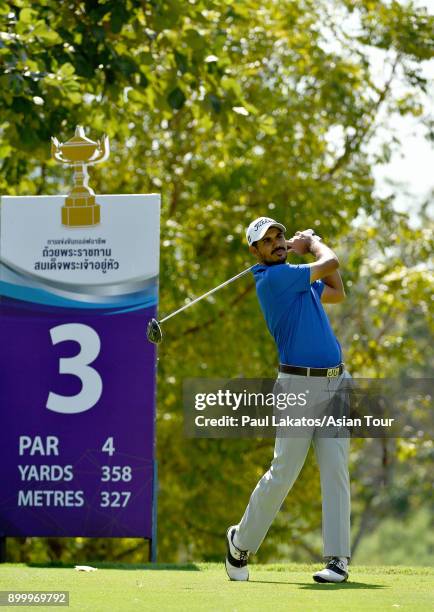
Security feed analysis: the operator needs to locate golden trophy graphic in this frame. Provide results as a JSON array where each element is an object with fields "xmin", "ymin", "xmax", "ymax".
[{"xmin": 51, "ymin": 126, "xmax": 109, "ymax": 227}]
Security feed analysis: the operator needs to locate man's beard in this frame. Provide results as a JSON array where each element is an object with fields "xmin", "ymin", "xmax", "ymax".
[{"xmin": 263, "ymin": 252, "xmax": 287, "ymax": 266}]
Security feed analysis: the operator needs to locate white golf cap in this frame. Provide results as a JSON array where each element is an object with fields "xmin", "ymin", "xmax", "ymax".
[{"xmin": 246, "ymin": 217, "xmax": 286, "ymax": 246}]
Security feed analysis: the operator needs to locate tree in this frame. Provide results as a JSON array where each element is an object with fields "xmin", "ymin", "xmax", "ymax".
[{"xmin": 1, "ymin": 0, "xmax": 433, "ymax": 562}]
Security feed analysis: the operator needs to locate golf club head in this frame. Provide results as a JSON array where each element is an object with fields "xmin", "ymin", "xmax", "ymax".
[{"xmin": 147, "ymin": 318, "xmax": 162, "ymax": 344}]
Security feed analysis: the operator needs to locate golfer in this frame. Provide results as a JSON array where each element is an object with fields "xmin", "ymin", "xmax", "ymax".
[{"xmin": 225, "ymin": 217, "xmax": 351, "ymax": 583}]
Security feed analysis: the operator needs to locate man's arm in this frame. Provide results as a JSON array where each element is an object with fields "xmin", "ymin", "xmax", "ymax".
[
  {"xmin": 319, "ymin": 269, "xmax": 346, "ymax": 303},
  {"xmin": 307, "ymin": 239, "xmax": 345, "ymax": 303},
  {"xmin": 287, "ymin": 232, "xmax": 345, "ymax": 303}
]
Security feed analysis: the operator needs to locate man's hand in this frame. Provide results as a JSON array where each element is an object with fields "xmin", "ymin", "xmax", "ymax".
[
  {"xmin": 287, "ymin": 229, "xmax": 321, "ymax": 256},
  {"xmin": 296, "ymin": 229, "xmax": 322, "ymax": 243},
  {"xmin": 287, "ymin": 235, "xmax": 310, "ymax": 255}
]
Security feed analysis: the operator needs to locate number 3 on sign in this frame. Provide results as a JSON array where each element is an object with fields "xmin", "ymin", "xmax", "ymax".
[{"xmin": 47, "ymin": 323, "xmax": 103, "ymax": 414}]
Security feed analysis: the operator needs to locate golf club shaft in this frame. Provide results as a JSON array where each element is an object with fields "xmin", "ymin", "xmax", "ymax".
[{"xmin": 159, "ymin": 266, "xmax": 254, "ymax": 324}]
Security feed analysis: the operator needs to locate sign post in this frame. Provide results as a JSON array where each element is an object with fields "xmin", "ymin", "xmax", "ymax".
[{"xmin": 0, "ymin": 128, "xmax": 160, "ymax": 561}]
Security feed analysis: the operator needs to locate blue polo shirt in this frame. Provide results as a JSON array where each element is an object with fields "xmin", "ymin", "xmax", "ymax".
[{"xmin": 252, "ymin": 263, "xmax": 342, "ymax": 368}]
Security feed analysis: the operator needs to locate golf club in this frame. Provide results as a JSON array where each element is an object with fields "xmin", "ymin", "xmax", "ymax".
[
  {"xmin": 147, "ymin": 229, "xmax": 321, "ymax": 344},
  {"xmin": 146, "ymin": 266, "xmax": 255, "ymax": 344}
]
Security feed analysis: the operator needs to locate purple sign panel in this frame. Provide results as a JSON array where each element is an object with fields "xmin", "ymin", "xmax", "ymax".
[{"xmin": 0, "ymin": 195, "xmax": 160, "ymax": 538}]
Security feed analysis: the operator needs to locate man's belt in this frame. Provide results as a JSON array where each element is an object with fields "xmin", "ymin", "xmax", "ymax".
[{"xmin": 278, "ymin": 363, "xmax": 344, "ymax": 377}]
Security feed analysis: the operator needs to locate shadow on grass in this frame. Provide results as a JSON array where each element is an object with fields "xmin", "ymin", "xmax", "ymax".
[
  {"xmin": 26, "ymin": 562, "xmax": 201, "ymax": 571},
  {"xmin": 295, "ymin": 582, "xmax": 387, "ymax": 590},
  {"xmin": 250, "ymin": 580, "xmax": 386, "ymax": 589}
]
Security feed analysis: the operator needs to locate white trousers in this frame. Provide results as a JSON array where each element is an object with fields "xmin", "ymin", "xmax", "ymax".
[{"xmin": 235, "ymin": 371, "xmax": 351, "ymax": 559}]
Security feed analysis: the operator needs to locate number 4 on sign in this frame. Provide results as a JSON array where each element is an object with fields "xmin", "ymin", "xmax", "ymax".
[{"xmin": 102, "ymin": 437, "xmax": 115, "ymax": 456}]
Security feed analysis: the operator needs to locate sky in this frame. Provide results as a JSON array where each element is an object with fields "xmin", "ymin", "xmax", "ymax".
[
  {"xmin": 373, "ymin": 0, "xmax": 434, "ymax": 224},
  {"xmin": 370, "ymin": 60, "xmax": 433, "ymax": 225},
  {"xmin": 324, "ymin": 0, "xmax": 434, "ymax": 227}
]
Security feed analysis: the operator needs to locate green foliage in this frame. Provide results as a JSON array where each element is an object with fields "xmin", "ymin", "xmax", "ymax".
[
  {"xmin": 354, "ymin": 507, "xmax": 434, "ymax": 566},
  {"xmin": 1, "ymin": 0, "xmax": 433, "ymax": 563}
]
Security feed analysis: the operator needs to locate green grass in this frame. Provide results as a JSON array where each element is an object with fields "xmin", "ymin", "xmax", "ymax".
[{"xmin": 1, "ymin": 563, "xmax": 433, "ymax": 611}]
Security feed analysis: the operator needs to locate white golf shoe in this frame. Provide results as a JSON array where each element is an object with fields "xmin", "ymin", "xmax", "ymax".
[
  {"xmin": 225, "ymin": 526, "xmax": 249, "ymax": 581},
  {"xmin": 313, "ymin": 557, "xmax": 349, "ymax": 583}
]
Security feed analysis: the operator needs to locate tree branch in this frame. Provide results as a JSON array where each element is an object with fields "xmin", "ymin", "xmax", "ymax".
[
  {"xmin": 180, "ymin": 282, "xmax": 255, "ymax": 337},
  {"xmin": 290, "ymin": 536, "xmax": 321, "ymax": 561},
  {"xmin": 36, "ymin": 163, "xmax": 47, "ymax": 195},
  {"xmin": 351, "ymin": 492, "xmax": 376, "ymax": 557},
  {"xmin": 321, "ymin": 55, "xmax": 401, "ymax": 181}
]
